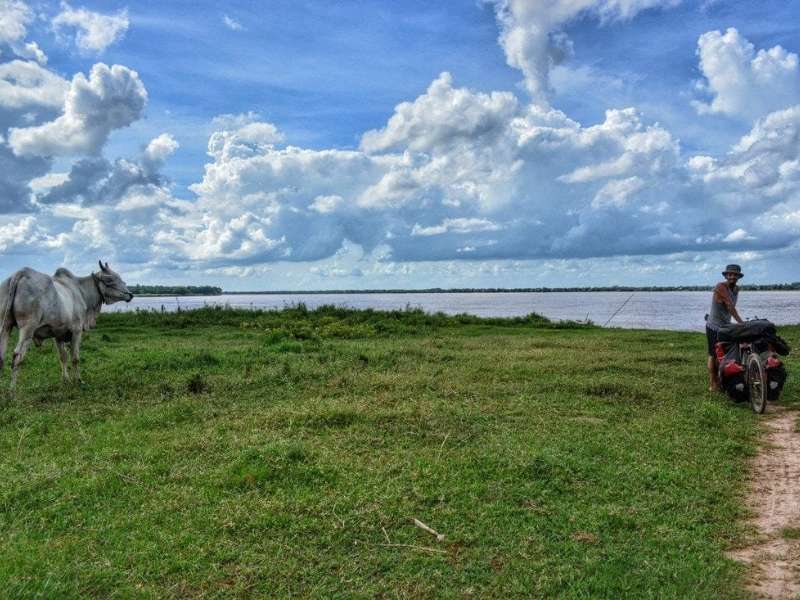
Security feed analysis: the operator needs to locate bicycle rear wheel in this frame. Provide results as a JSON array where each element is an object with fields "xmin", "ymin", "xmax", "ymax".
[{"xmin": 748, "ymin": 353, "xmax": 767, "ymax": 414}]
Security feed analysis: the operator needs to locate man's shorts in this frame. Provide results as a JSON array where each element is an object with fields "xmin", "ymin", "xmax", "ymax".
[{"xmin": 706, "ymin": 326, "xmax": 719, "ymax": 357}]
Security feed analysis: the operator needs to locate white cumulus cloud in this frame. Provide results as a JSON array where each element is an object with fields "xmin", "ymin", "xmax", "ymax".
[
  {"xmin": 144, "ymin": 133, "xmax": 179, "ymax": 167},
  {"xmin": 0, "ymin": 60, "xmax": 68, "ymax": 109},
  {"xmin": 693, "ymin": 28, "xmax": 800, "ymax": 121},
  {"xmin": 9, "ymin": 63, "xmax": 147, "ymax": 157},
  {"xmin": 38, "ymin": 132, "xmax": 178, "ymax": 208},
  {"xmin": 174, "ymin": 74, "xmax": 697, "ymax": 267},
  {"xmin": 0, "ymin": 0, "xmax": 47, "ymax": 63},
  {"xmin": 688, "ymin": 105, "xmax": 800, "ymax": 249},
  {"xmin": 53, "ymin": 3, "xmax": 129, "ymax": 54},
  {"xmin": 0, "ymin": 0, "xmax": 31, "ymax": 46},
  {"xmin": 487, "ymin": 0, "xmax": 681, "ymax": 102},
  {"xmin": 361, "ymin": 72, "xmax": 518, "ymax": 153},
  {"xmin": 0, "ymin": 215, "xmax": 62, "ymax": 252}
]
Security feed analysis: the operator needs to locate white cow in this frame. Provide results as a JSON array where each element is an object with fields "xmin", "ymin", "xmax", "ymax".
[{"xmin": 0, "ymin": 262, "xmax": 133, "ymax": 390}]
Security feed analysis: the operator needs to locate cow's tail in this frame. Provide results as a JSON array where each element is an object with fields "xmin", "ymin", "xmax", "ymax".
[{"xmin": 0, "ymin": 271, "xmax": 22, "ymax": 337}]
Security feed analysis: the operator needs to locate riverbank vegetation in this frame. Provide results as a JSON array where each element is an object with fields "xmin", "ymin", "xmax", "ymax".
[
  {"xmin": 129, "ymin": 285, "xmax": 223, "ymax": 296},
  {"xmin": 1, "ymin": 306, "xmax": 797, "ymax": 597}
]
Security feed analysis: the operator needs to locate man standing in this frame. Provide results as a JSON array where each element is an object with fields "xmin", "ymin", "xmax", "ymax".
[{"xmin": 706, "ymin": 264, "xmax": 745, "ymax": 391}]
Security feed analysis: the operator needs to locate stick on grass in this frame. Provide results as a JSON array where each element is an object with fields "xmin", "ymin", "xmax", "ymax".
[{"xmin": 413, "ymin": 518, "xmax": 445, "ymax": 542}]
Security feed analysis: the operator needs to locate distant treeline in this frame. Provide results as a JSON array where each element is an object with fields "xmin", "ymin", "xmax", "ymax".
[
  {"xmin": 130, "ymin": 285, "xmax": 223, "ymax": 296},
  {"xmin": 224, "ymin": 283, "xmax": 800, "ymax": 294},
  {"xmin": 738, "ymin": 283, "xmax": 800, "ymax": 291},
  {"xmin": 128, "ymin": 284, "xmax": 800, "ymax": 297}
]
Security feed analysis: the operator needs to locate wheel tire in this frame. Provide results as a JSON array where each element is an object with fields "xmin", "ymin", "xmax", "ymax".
[
  {"xmin": 748, "ymin": 353, "xmax": 767, "ymax": 414},
  {"xmin": 767, "ymin": 361, "xmax": 787, "ymax": 401}
]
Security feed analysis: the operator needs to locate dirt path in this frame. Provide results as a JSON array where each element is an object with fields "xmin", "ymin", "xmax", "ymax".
[{"xmin": 730, "ymin": 406, "xmax": 800, "ymax": 599}]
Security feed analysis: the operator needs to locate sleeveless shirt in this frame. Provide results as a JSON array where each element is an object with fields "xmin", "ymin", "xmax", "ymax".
[{"xmin": 707, "ymin": 284, "xmax": 738, "ymax": 331}]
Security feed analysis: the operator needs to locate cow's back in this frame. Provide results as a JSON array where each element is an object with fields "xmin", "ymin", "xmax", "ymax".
[
  {"xmin": 14, "ymin": 268, "xmax": 59, "ymax": 323},
  {"xmin": 14, "ymin": 268, "xmax": 82, "ymax": 337}
]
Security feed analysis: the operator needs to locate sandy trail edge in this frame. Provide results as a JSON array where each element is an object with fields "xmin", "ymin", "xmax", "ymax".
[{"xmin": 729, "ymin": 406, "xmax": 800, "ymax": 599}]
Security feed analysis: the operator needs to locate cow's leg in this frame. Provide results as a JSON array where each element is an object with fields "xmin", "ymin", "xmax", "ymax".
[
  {"xmin": 10, "ymin": 324, "xmax": 35, "ymax": 391},
  {"xmin": 70, "ymin": 331, "xmax": 84, "ymax": 384},
  {"xmin": 0, "ymin": 325, "xmax": 9, "ymax": 374},
  {"xmin": 56, "ymin": 341, "xmax": 70, "ymax": 383}
]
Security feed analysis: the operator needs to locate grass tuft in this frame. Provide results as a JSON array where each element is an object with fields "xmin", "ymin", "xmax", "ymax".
[
  {"xmin": 781, "ymin": 527, "xmax": 800, "ymax": 539},
  {"xmin": 227, "ymin": 445, "xmax": 332, "ymax": 491}
]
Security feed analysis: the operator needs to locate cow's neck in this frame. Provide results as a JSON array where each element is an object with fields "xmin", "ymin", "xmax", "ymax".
[{"xmin": 78, "ymin": 275, "xmax": 104, "ymax": 312}]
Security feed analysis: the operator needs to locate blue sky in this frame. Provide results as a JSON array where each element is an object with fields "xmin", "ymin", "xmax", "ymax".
[{"xmin": 1, "ymin": 0, "xmax": 800, "ymax": 289}]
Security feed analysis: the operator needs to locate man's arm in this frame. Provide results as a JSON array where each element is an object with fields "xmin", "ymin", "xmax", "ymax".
[{"xmin": 714, "ymin": 283, "xmax": 744, "ymax": 323}]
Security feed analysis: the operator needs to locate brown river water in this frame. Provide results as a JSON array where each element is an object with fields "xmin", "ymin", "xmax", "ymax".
[{"xmin": 105, "ymin": 291, "xmax": 800, "ymax": 332}]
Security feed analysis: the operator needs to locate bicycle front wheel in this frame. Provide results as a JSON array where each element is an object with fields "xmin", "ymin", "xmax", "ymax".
[{"xmin": 748, "ymin": 353, "xmax": 767, "ymax": 414}]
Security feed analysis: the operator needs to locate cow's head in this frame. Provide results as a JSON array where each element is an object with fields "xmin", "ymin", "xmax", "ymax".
[{"xmin": 94, "ymin": 261, "xmax": 134, "ymax": 303}]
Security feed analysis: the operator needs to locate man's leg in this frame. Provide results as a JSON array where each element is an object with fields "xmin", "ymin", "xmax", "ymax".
[
  {"xmin": 708, "ymin": 355, "xmax": 720, "ymax": 392},
  {"xmin": 706, "ymin": 327, "xmax": 720, "ymax": 392}
]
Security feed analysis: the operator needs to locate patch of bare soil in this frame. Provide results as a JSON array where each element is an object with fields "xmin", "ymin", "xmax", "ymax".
[{"xmin": 730, "ymin": 406, "xmax": 800, "ymax": 599}]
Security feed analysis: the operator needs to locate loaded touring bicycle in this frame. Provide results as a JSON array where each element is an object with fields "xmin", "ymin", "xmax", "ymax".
[{"xmin": 715, "ymin": 319, "xmax": 790, "ymax": 413}]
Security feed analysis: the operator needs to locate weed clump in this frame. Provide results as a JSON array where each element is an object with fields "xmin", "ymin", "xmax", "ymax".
[
  {"xmin": 158, "ymin": 381, "xmax": 175, "ymax": 399},
  {"xmin": 186, "ymin": 373, "xmax": 208, "ymax": 394},
  {"xmin": 192, "ymin": 351, "xmax": 220, "ymax": 366}
]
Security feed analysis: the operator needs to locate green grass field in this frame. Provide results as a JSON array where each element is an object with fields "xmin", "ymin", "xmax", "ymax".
[{"xmin": 1, "ymin": 306, "xmax": 797, "ymax": 598}]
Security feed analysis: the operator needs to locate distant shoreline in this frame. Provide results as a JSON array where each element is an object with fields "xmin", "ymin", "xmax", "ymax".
[
  {"xmin": 213, "ymin": 286, "xmax": 800, "ymax": 295},
  {"xmin": 130, "ymin": 286, "xmax": 800, "ymax": 297}
]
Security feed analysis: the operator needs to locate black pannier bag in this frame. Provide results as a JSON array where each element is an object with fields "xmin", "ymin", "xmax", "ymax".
[
  {"xmin": 764, "ymin": 352, "xmax": 788, "ymax": 400},
  {"xmin": 718, "ymin": 319, "xmax": 775, "ymax": 342},
  {"xmin": 717, "ymin": 319, "xmax": 791, "ymax": 355},
  {"xmin": 716, "ymin": 342, "xmax": 747, "ymax": 402}
]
